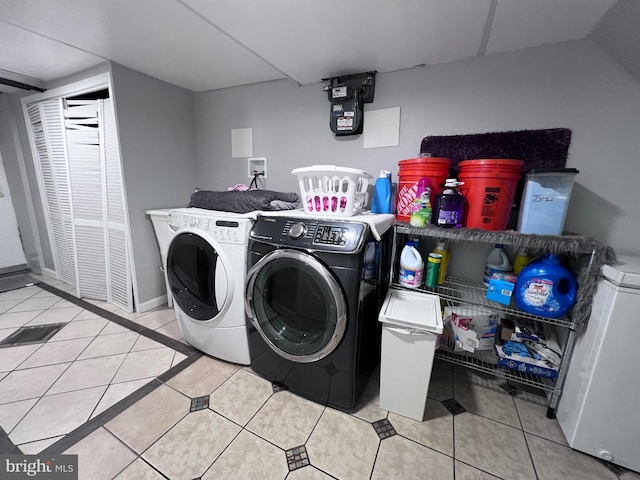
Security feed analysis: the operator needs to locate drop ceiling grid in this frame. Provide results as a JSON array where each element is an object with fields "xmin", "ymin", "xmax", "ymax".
[
  {"xmin": 0, "ymin": 0, "xmax": 284, "ymax": 91},
  {"xmin": 485, "ymin": 0, "xmax": 618, "ymax": 55},
  {"xmin": 182, "ymin": 0, "xmax": 495, "ymax": 85}
]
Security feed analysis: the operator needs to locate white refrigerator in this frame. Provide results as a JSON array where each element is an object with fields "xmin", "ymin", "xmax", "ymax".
[{"xmin": 557, "ymin": 254, "xmax": 640, "ymax": 472}]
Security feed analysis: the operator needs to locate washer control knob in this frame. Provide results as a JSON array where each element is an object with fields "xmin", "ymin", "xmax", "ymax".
[
  {"xmin": 189, "ymin": 217, "xmax": 199, "ymax": 228},
  {"xmin": 289, "ymin": 223, "xmax": 307, "ymax": 239}
]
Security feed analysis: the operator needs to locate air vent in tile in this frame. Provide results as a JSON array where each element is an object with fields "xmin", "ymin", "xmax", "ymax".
[
  {"xmin": 190, "ymin": 395, "xmax": 210, "ymax": 412},
  {"xmin": 0, "ymin": 323, "xmax": 66, "ymax": 348},
  {"xmin": 372, "ymin": 418, "xmax": 396, "ymax": 440},
  {"xmin": 285, "ymin": 445, "xmax": 310, "ymax": 471}
]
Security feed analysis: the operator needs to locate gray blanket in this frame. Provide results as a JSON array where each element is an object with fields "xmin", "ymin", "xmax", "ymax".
[{"xmin": 188, "ymin": 189, "xmax": 300, "ymax": 214}]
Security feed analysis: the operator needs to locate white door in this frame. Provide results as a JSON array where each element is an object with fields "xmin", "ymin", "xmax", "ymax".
[{"xmin": 0, "ymin": 150, "xmax": 27, "ymax": 270}]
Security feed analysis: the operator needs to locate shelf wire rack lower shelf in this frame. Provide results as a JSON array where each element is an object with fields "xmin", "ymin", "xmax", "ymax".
[
  {"xmin": 397, "ymin": 276, "xmax": 576, "ymax": 329},
  {"xmin": 435, "ymin": 348, "xmax": 556, "ymax": 393}
]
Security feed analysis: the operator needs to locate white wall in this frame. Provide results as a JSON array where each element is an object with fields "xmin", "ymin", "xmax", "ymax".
[{"xmin": 194, "ymin": 39, "xmax": 640, "ymax": 256}]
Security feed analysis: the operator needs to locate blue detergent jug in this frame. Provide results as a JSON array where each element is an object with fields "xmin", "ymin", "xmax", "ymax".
[
  {"xmin": 514, "ymin": 253, "xmax": 577, "ymax": 318},
  {"xmin": 371, "ymin": 170, "xmax": 393, "ymax": 214}
]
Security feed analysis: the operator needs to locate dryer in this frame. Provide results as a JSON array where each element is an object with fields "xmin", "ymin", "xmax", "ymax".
[
  {"xmin": 167, "ymin": 208, "xmax": 254, "ymax": 365},
  {"xmin": 244, "ymin": 212, "xmax": 392, "ymax": 410}
]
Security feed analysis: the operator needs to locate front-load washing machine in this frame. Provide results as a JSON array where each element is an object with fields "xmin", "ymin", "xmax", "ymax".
[
  {"xmin": 244, "ymin": 212, "xmax": 393, "ymax": 410},
  {"xmin": 167, "ymin": 208, "xmax": 254, "ymax": 365}
]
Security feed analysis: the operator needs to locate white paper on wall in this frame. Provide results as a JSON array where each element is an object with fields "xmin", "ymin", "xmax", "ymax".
[
  {"xmin": 363, "ymin": 107, "xmax": 400, "ymax": 149},
  {"xmin": 231, "ymin": 128, "xmax": 253, "ymax": 158}
]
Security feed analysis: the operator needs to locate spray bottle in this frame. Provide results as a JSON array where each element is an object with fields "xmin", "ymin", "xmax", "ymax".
[{"xmin": 409, "ymin": 178, "xmax": 432, "ymax": 227}]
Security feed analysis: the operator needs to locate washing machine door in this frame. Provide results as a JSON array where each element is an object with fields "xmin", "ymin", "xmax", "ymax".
[
  {"xmin": 245, "ymin": 249, "xmax": 347, "ymax": 363},
  {"xmin": 167, "ymin": 231, "xmax": 230, "ymax": 321}
]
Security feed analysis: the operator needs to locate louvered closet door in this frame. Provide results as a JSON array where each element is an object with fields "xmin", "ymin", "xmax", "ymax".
[
  {"xmin": 102, "ymin": 98, "xmax": 132, "ymax": 311},
  {"xmin": 27, "ymin": 100, "xmax": 77, "ymax": 288},
  {"xmin": 65, "ymin": 100, "xmax": 107, "ymax": 301}
]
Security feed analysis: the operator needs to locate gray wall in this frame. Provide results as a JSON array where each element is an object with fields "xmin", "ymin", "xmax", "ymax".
[
  {"xmin": 110, "ymin": 63, "xmax": 198, "ymax": 307},
  {"xmin": 0, "ymin": 93, "xmax": 52, "ymax": 272},
  {"xmin": 194, "ymin": 39, "xmax": 640, "ymax": 256}
]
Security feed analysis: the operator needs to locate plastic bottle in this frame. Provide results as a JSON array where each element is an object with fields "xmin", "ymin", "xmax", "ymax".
[
  {"xmin": 363, "ymin": 241, "xmax": 376, "ymax": 280},
  {"xmin": 371, "ymin": 170, "xmax": 393, "ymax": 214},
  {"xmin": 514, "ymin": 253, "xmax": 577, "ymax": 318},
  {"xmin": 424, "ymin": 253, "xmax": 442, "ymax": 288},
  {"xmin": 432, "ymin": 241, "xmax": 449, "ymax": 285},
  {"xmin": 483, "ymin": 244, "xmax": 512, "ymax": 285},
  {"xmin": 398, "ymin": 241, "xmax": 424, "ymax": 288},
  {"xmin": 513, "ymin": 248, "xmax": 533, "ymax": 275},
  {"xmin": 434, "ymin": 178, "xmax": 465, "ymax": 228},
  {"xmin": 409, "ymin": 177, "xmax": 432, "ymax": 227}
]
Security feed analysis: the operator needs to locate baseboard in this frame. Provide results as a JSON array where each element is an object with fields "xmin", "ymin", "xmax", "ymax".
[
  {"xmin": 137, "ymin": 294, "xmax": 168, "ymax": 313},
  {"xmin": 0, "ymin": 264, "xmax": 28, "ymax": 276}
]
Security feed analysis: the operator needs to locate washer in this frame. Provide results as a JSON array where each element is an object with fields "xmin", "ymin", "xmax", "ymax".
[
  {"xmin": 244, "ymin": 212, "xmax": 392, "ymax": 410},
  {"xmin": 167, "ymin": 208, "xmax": 254, "ymax": 365}
]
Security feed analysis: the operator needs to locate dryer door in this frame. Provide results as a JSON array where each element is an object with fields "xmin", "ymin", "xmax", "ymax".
[
  {"xmin": 245, "ymin": 249, "xmax": 347, "ymax": 363},
  {"xmin": 167, "ymin": 231, "xmax": 230, "ymax": 321}
]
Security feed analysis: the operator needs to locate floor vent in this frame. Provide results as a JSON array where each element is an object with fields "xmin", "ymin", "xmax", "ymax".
[
  {"xmin": 0, "ymin": 273, "xmax": 39, "ymax": 293},
  {"xmin": 285, "ymin": 445, "xmax": 310, "ymax": 471},
  {"xmin": 0, "ymin": 323, "xmax": 66, "ymax": 348}
]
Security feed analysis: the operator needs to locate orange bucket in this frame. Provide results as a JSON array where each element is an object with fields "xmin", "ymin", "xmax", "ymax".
[
  {"xmin": 458, "ymin": 159, "xmax": 525, "ymax": 230},
  {"xmin": 396, "ymin": 157, "xmax": 451, "ymax": 222}
]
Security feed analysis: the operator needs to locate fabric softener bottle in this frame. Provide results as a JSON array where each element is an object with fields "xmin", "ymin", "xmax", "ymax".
[
  {"xmin": 434, "ymin": 178, "xmax": 465, "ymax": 228},
  {"xmin": 515, "ymin": 253, "xmax": 577, "ymax": 318},
  {"xmin": 371, "ymin": 170, "xmax": 393, "ymax": 214}
]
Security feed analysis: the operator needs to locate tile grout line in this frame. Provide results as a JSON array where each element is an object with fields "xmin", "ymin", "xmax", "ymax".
[
  {"xmin": 35, "ymin": 282, "xmax": 198, "ymax": 357},
  {"xmin": 513, "ymin": 391, "xmax": 540, "ymax": 480},
  {"xmin": 41, "ymin": 350, "xmax": 203, "ymax": 456}
]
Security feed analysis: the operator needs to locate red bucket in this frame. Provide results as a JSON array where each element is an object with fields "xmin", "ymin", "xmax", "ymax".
[
  {"xmin": 396, "ymin": 157, "xmax": 451, "ymax": 222},
  {"xmin": 458, "ymin": 159, "xmax": 525, "ymax": 230}
]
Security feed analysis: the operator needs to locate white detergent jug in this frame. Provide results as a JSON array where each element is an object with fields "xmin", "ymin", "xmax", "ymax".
[
  {"xmin": 483, "ymin": 244, "xmax": 512, "ymax": 285},
  {"xmin": 399, "ymin": 241, "xmax": 424, "ymax": 288}
]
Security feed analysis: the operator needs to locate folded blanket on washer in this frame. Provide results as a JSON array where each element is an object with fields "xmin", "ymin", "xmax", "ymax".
[{"xmin": 188, "ymin": 189, "xmax": 300, "ymax": 213}]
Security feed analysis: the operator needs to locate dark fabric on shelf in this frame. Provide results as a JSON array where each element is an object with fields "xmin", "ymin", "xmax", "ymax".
[{"xmin": 420, "ymin": 128, "xmax": 572, "ymax": 173}]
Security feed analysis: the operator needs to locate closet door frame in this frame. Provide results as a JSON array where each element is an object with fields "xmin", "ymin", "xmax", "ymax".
[{"xmin": 21, "ymin": 72, "xmax": 137, "ymax": 311}]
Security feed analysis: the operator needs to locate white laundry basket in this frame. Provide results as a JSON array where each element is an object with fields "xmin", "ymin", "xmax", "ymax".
[{"xmin": 292, "ymin": 165, "xmax": 372, "ymax": 216}]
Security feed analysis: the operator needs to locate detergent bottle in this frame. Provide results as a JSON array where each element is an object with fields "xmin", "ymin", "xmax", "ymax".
[
  {"xmin": 483, "ymin": 244, "xmax": 512, "ymax": 285},
  {"xmin": 432, "ymin": 241, "xmax": 449, "ymax": 285},
  {"xmin": 513, "ymin": 248, "xmax": 533, "ymax": 275},
  {"xmin": 514, "ymin": 253, "xmax": 577, "ymax": 318},
  {"xmin": 398, "ymin": 241, "xmax": 424, "ymax": 288},
  {"xmin": 371, "ymin": 170, "xmax": 393, "ymax": 214},
  {"xmin": 363, "ymin": 241, "xmax": 377, "ymax": 280}
]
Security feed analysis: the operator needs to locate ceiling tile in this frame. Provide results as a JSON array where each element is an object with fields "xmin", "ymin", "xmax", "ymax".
[
  {"xmin": 0, "ymin": 0, "xmax": 285, "ymax": 91},
  {"xmin": 485, "ymin": 0, "xmax": 617, "ymax": 55},
  {"xmin": 0, "ymin": 20, "xmax": 104, "ymax": 82},
  {"xmin": 183, "ymin": 0, "xmax": 494, "ymax": 85}
]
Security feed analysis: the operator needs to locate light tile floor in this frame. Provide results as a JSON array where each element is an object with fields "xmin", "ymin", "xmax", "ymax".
[
  {"xmin": 2, "ymin": 276, "xmax": 639, "ymax": 480},
  {"xmin": 0, "ymin": 276, "xmax": 189, "ymax": 454}
]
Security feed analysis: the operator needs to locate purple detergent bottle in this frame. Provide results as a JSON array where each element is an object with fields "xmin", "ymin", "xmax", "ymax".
[{"xmin": 434, "ymin": 178, "xmax": 465, "ymax": 228}]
